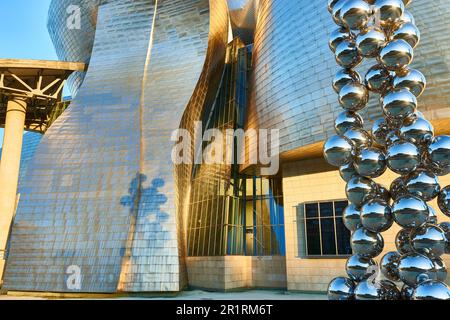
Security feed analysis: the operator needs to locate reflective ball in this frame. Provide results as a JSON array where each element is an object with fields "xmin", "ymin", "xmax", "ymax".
[
  {"xmin": 343, "ymin": 128, "xmax": 372, "ymax": 151},
  {"xmin": 393, "ymin": 22, "xmax": 420, "ymax": 48},
  {"xmin": 346, "ymin": 176, "xmax": 376, "ymax": 206},
  {"xmin": 412, "ymin": 280, "xmax": 450, "ymax": 300},
  {"xmin": 399, "ymin": 116, "xmax": 434, "ymax": 145},
  {"xmin": 346, "ymin": 254, "xmax": 377, "ymax": 281},
  {"xmin": 339, "ymin": 83, "xmax": 369, "ymax": 111},
  {"xmin": 380, "ymin": 251, "xmax": 401, "ymax": 281},
  {"xmin": 365, "ymin": 65, "xmax": 392, "ymax": 94},
  {"xmin": 327, "ymin": 277, "xmax": 356, "ymax": 300},
  {"xmin": 379, "ymin": 280, "xmax": 401, "ymax": 300},
  {"xmin": 399, "ymin": 9, "xmax": 415, "ymax": 25},
  {"xmin": 335, "ymin": 111, "xmax": 364, "ymax": 135},
  {"xmin": 396, "ymin": 228, "xmax": 414, "ymax": 254},
  {"xmin": 360, "ymin": 199, "xmax": 393, "ymax": 232},
  {"xmin": 351, "ymin": 227, "xmax": 384, "ymax": 258},
  {"xmin": 340, "ymin": 162, "xmax": 358, "ymax": 183},
  {"xmin": 401, "ymin": 284, "xmax": 415, "ymax": 300},
  {"xmin": 343, "ymin": 203, "xmax": 362, "ymax": 231},
  {"xmin": 386, "ymin": 141, "xmax": 420, "ymax": 175},
  {"xmin": 411, "ymin": 224, "xmax": 447, "ymax": 258},
  {"xmin": 333, "ymin": 69, "xmax": 361, "ymax": 93},
  {"xmin": 374, "ymin": 0, "xmax": 405, "ymax": 28},
  {"xmin": 335, "ymin": 40, "xmax": 363, "ymax": 68},
  {"xmin": 323, "ymin": 135, "xmax": 355, "ymax": 167},
  {"xmin": 438, "ymin": 222, "xmax": 450, "ymax": 254},
  {"xmin": 332, "ymin": 0, "xmax": 349, "ymax": 26},
  {"xmin": 354, "ymin": 148, "xmax": 387, "ymax": 178},
  {"xmin": 398, "ymin": 252, "xmax": 436, "ymax": 287},
  {"xmin": 428, "ymin": 135, "xmax": 450, "ymax": 168},
  {"xmin": 379, "ymin": 39, "xmax": 413, "ymax": 71},
  {"xmin": 356, "ymin": 27, "xmax": 386, "ymax": 57},
  {"xmin": 340, "ymin": 0, "xmax": 372, "ymax": 30},
  {"xmin": 404, "ymin": 170, "xmax": 440, "ymax": 201},
  {"xmin": 382, "ymin": 88, "xmax": 417, "ymax": 121},
  {"xmin": 432, "ymin": 257, "xmax": 447, "ymax": 282},
  {"xmin": 438, "ymin": 186, "xmax": 450, "ymax": 218},
  {"xmin": 390, "ymin": 176, "xmax": 407, "ymax": 201},
  {"xmin": 355, "ymin": 279, "xmax": 400, "ymax": 300},
  {"xmin": 371, "ymin": 118, "xmax": 389, "ymax": 146},
  {"xmin": 427, "ymin": 205, "xmax": 438, "ymax": 224},
  {"xmin": 386, "ymin": 130, "xmax": 402, "ymax": 146},
  {"xmin": 392, "ymin": 195, "xmax": 429, "ymax": 228},
  {"xmin": 393, "ymin": 68, "xmax": 426, "ymax": 97},
  {"xmin": 329, "ymin": 27, "xmax": 353, "ymax": 53},
  {"xmin": 375, "ymin": 184, "xmax": 391, "ymax": 203}
]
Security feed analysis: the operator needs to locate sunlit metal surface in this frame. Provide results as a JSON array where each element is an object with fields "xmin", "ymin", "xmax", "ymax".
[{"xmin": 227, "ymin": 0, "xmax": 259, "ymax": 44}]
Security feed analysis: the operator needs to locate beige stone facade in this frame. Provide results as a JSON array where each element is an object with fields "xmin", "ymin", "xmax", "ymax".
[{"xmin": 282, "ymin": 157, "xmax": 450, "ymax": 292}]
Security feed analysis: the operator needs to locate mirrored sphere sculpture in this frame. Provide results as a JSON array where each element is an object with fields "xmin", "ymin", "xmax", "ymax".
[
  {"xmin": 433, "ymin": 258, "xmax": 448, "ymax": 282},
  {"xmin": 398, "ymin": 252, "xmax": 436, "ymax": 287},
  {"xmin": 340, "ymin": 0, "xmax": 372, "ymax": 30},
  {"xmin": 382, "ymin": 88, "xmax": 417, "ymax": 121},
  {"xmin": 343, "ymin": 203, "xmax": 362, "ymax": 231},
  {"xmin": 401, "ymin": 284, "xmax": 415, "ymax": 300},
  {"xmin": 343, "ymin": 128, "xmax": 372, "ymax": 151},
  {"xmin": 356, "ymin": 28, "xmax": 386, "ymax": 57},
  {"xmin": 396, "ymin": 228, "xmax": 414, "ymax": 255},
  {"xmin": 392, "ymin": 195, "xmax": 429, "ymax": 228},
  {"xmin": 354, "ymin": 148, "xmax": 387, "ymax": 178},
  {"xmin": 327, "ymin": 277, "xmax": 356, "ymax": 300},
  {"xmin": 336, "ymin": 40, "xmax": 363, "ymax": 68},
  {"xmin": 329, "ymin": 27, "xmax": 353, "ymax": 53},
  {"xmin": 437, "ymin": 186, "xmax": 450, "ymax": 217},
  {"xmin": 390, "ymin": 176, "xmax": 407, "ymax": 201},
  {"xmin": 374, "ymin": 0, "xmax": 405, "ymax": 28},
  {"xmin": 333, "ymin": 69, "xmax": 361, "ymax": 93},
  {"xmin": 346, "ymin": 176, "xmax": 376, "ymax": 206},
  {"xmin": 412, "ymin": 280, "xmax": 450, "ymax": 300},
  {"xmin": 380, "ymin": 251, "xmax": 401, "ymax": 281},
  {"xmin": 399, "ymin": 116, "xmax": 433, "ymax": 144},
  {"xmin": 335, "ymin": 111, "xmax": 364, "ymax": 135},
  {"xmin": 429, "ymin": 136, "xmax": 450, "ymax": 169},
  {"xmin": 386, "ymin": 141, "xmax": 420, "ymax": 175},
  {"xmin": 404, "ymin": 170, "xmax": 440, "ymax": 201},
  {"xmin": 393, "ymin": 22, "xmax": 420, "ymax": 48},
  {"xmin": 438, "ymin": 222, "xmax": 450, "ymax": 254},
  {"xmin": 411, "ymin": 224, "xmax": 447, "ymax": 258},
  {"xmin": 360, "ymin": 199, "xmax": 393, "ymax": 232},
  {"xmin": 340, "ymin": 162, "xmax": 358, "ymax": 182},
  {"xmin": 351, "ymin": 227, "xmax": 384, "ymax": 258},
  {"xmin": 346, "ymin": 254, "xmax": 377, "ymax": 281},
  {"xmin": 339, "ymin": 83, "xmax": 369, "ymax": 111},
  {"xmin": 379, "ymin": 39, "xmax": 413, "ymax": 71},
  {"xmin": 365, "ymin": 65, "xmax": 392, "ymax": 93},
  {"xmin": 324, "ymin": 135, "xmax": 355, "ymax": 167}
]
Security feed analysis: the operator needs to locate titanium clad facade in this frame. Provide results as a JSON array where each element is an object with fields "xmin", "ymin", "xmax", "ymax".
[
  {"xmin": 4, "ymin": 0, "xmax": 229, "ymax": 293},
  {"xmin": 248, "ymin": 0, "xmax": 450, "ymax": 154}
]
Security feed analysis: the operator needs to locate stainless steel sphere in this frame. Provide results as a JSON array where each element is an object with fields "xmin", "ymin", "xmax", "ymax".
[
  {"xmin": 335, "ymin": 111, "xmax": 364, "ymax": 135},
  {"xmin": 399, "ymin": 116, "xmax": 434, "ymax": 145},
  {"xmin": 323, "ymin": 135, "xmax": 355, "ymax": 167},
  {"xmin": 346, "ymin": 254, "xmax": 377, "ymax": 281},
  {"xmin": 355, "ymin": 279, "xmax": 400, "ymax": 300},
  {"xmin": 329, "ymin": 27, "xmax": 353, "ymax": 53},
  {"xmin": 396, "ymin": 228, "xmax": 414, "ymax": 254},
  {"xmin": 346, "ymin": 176, "xmax": 376, "ymax": 206},
  {"xmin": 356, "ymin": 27, "xmax": 386, "ymax": 57},
  {"xmin": 333, "ymin": 68, "xmax": 361, "ymax": 93},
  {"xmin": 360, "ymin": 199, "xmax": 393, "ymax": 232},
  {"xmin": 335, "ymin": 40, "xmax": 363, "ymax": 68},
  {"xmin": 390, "ymin": 176, "xmax": 407, "ymax": 201},
  {"xmin": 376, "ymin": 184, "xmax": 391, "ymax": 203},
  {"xmin": 392, "ymin": 195, "xmax": 429, "ymax": 228},
  {"xmin": 411, "ymin": 224, "xmax": 447, "ymax": 258},
  {"xmin": 339, "ymin": 83, "xmax": 369, "ymax": 111},
  {"xmin": 374, "ymin": 0, "xmax": 405, "ymax": 28},
  {"xmin": 365, "ymin": 65, "xmax": 392, "ymax": 93},
  {"xmin": 343, "ymin": 128, "xmax": 372, "ymax": 151},
  {"xmin": 393, "ymin": 68, "xmax": 426, "ymax": 97},
  {"xmin": 404, "ymin": 170, "xmax": 440, "ymax": 201},
  {"xmin": 380, "ymin": 251, "xmax": 401, "ymax": 281},
  {"xmin": 401, "ymin": 284, "xmax": 415, "ymax": 300},
  {"xmin": 399, "ymin": 9, "xmax": 415, "ymax": 25},
  {"xmin": 438, "ymin": 221, "xmax": 450, "ymax": 254},
  {"xmin": 428, "ymin": 135, "xmax": 450, "ymax": 168},
  {"xmin": 398, "ymin": 252, "xmax": 436, "ymax": 287},
  {"xmin": 432, "ymin": 257, "xmax": 447, "ymax": 282},
  {"xmin": 386, "ymin": 130, "xmax": 401, "ymax": 146},
  {"xmin": 386, "ymin": 141, "xmax": 420, "ymax": 175},
  {"xmin": 340, "ymin": 0, "xmax": 372, "ymax": 30},
  {"xmin": 340, "ymin": 162, "xmax": 358, "ymax": 183},
  {"xmin": 382, "ymin": 88, "xmax": 417, "ymax": 121},
  {"xmin": 371, "ymin": 118, "xmax": 389, "ymax": 146},
  {"xmin": 437, "ymin": 186, "xmax": 450, "ymax": 218},
  {"xmin": 327, "ymin": 277, "xmax": 356, "ymax": 300},
  {"xmin": 393, "ymin": 22, "xmax": 420, "ymax": 48},
  {"xmin": 379, "ymin": 39, "xmax": 413, "ymax": 71},
  {"xmin": 351, "ymin": 227, "xmax": 384, "ymax": 258},
  {"xmin": 412, "ymin": 280, "xmax": 450, "ymax": 300},
  {"xmin": 427, "ymin": 205, "xmax": 438, "ymax": 224},
  {"xmin": 332, "ymin": 0, "xmax": 349, "ymax": 26},
  {"xmin": 343, "ymin": 203, "xmax": 362, "ymax": 231},
  {"xmin": 354, "ymin": 148, "xmax": 387, "ymax": 178}
]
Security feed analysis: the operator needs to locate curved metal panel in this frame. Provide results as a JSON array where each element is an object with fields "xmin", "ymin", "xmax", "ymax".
[
  {"xmin": 4, "ymin": 0, "xmax": 229, "ymax": 293},
  {"xmin": 248, "ymin": 0, "xmax": 450, "ymax": 155},
  {"xmin": 227, "ymin": 0, "xmax": 259, "ymax": 44}
]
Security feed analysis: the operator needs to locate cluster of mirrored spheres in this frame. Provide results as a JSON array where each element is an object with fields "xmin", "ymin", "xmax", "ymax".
[{"xmin": 324, "ymin": 0, "xmax": 450, "ymax": 300}]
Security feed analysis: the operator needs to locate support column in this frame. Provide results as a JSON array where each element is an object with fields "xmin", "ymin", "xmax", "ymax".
[{"xmin": 0, "ymin": 96, "xmax": 27, "ymax": 285}]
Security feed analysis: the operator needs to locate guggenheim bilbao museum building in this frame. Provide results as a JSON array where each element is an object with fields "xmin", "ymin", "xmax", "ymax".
[{"xmin": 1, "ymin": 0, "xmax": 449, "ymax": 294}]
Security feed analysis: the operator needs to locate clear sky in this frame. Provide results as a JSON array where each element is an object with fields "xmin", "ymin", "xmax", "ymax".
[{"xmin": 0, "ymin": 0, "xmax": 57, "ymax": 146}]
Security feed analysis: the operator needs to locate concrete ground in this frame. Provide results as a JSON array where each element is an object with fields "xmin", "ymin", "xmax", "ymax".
[{"xmin": 0, "ymin": 289, "xmax": 327, "ymax": 300}]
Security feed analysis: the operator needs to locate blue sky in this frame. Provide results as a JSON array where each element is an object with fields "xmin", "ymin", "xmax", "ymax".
[{"xmin": 0, "ymin": 0, "xmax": 57, "ymax": 146}]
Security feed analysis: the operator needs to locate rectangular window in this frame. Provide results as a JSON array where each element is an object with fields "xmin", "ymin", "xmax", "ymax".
[{"xmin": 301, "ymin": 200, "xmax": 351, "ymax": 257}]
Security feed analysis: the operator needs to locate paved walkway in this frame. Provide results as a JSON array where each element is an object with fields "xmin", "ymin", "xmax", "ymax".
[{"xmin": 0, "ymin": 290, "xmax": 327, "ymax": 300}]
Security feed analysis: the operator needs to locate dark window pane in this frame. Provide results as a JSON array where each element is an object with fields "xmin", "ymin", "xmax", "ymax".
[
  {"xmin": 305, "ymin": 203, "xmax": 319, "ymax": 218},
  {"xmin": 306, "ymin": 219, "xmax": 321, "ymax": 255},
  {"xmin": 320, "ymin": 202, "xmax": 334, "ymax": 218},
  {"xmin": 321, "ymin": 218, "xmax": 337, "ymax": 255},
  {"xmin": 334, "ymin": 201, "xmax": 348, "ymax": 217},
  {"xmin": 336, "ymin": 217, "xmax": 352, "ymax": 255}
]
